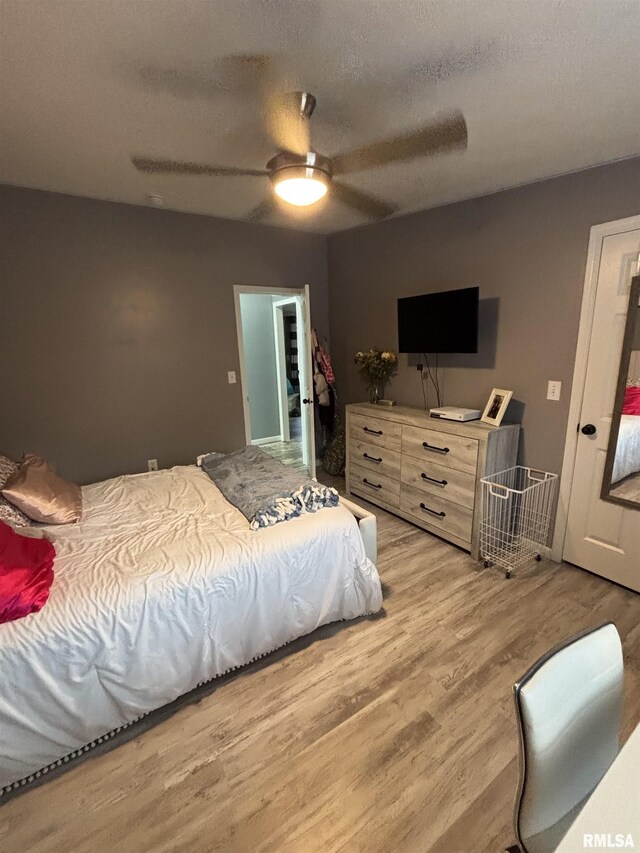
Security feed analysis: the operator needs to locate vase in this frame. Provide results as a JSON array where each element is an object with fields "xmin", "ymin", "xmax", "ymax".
[{"xmin": 369, "ymin": 381, "xmax": 384, "ymax": 404}]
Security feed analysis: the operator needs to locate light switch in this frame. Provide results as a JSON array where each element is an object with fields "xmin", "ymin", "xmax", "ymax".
[
  {"xmin": 547, "ymin": 380, "xmax": 562, "ymax": 401},
  {"xmin": 227, "ymin": 371, "xmax": 237, "ymax": 384}
]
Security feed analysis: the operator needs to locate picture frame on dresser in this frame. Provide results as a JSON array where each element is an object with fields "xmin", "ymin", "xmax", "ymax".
[
  {"xmin": 481, "ymin": 388, "xmax": 513, "ymax": 426},
  {"xmin": 345, "ymin": 402, "xmax": 520, "ymax": 560}
]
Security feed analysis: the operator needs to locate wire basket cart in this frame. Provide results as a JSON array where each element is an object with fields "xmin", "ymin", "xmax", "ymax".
[{"xmin": 480, "ymin": 466, "xmax": 558, "ymax": 578}]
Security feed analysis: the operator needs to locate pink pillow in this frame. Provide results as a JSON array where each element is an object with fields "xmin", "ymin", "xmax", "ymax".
[
  {"xmin": 0, "ymin": 520, "xmax": 55, "ymax": 624},
  {"xmin": 1, "ymin": 454, "xmax": 82, "ymax": 525},
  {"xmin": 622, "ymin": 386, "xmax": 640, "ymax": 416}
]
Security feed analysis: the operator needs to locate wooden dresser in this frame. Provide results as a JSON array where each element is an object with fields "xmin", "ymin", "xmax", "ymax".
[{"xmin": 345, "ymin": 403, "xmax": 520, "ymax": 559}]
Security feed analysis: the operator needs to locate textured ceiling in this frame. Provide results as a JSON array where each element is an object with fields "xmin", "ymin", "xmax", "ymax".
[{"xmin": 1, "ymin": 0, "xmax": 639, "ymax": 233}]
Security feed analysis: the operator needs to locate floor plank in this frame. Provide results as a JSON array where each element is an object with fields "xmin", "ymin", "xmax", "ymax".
[
  {"xmin": 260, "ymin": 416, "xmax": 306, "ymax": 473},
  {"xmin": 1, "ymin": 475, "xmax": 639, "ymax": 852},
  {"xmin": 610, "ymin": 469, "xmax": 640, "ymax": 503}
]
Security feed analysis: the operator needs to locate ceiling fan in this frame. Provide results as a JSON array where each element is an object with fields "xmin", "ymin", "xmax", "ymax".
[{"xmin": 131, "ymin": 88, "xmax": 467, "ymax": 223}]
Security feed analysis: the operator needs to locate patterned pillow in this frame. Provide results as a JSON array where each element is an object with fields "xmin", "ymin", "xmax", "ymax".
[
  {"xmin": 0, "ymin": 495, "xmax": 33, "ymax": 528},
  {"xmin": 0, "ymin": 454, "xmax": 18, "ymax": 487},
  {"xmin": 0, "ymin": 454, "xmax": 32, "ymax": 527}
]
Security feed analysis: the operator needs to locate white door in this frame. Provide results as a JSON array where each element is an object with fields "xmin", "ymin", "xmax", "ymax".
[
  {"xmin": 271, "ymin": 293, "xmax": 317, "ymax": 477},
  {"xmin": 563, "ymin": 225, "xmax": 640, "ymax": 590}
]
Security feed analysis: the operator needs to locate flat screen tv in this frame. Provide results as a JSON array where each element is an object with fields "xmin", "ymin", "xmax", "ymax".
[{"xmin": 397, "ymin": 286, "xmax": 479, "ymax": 353}]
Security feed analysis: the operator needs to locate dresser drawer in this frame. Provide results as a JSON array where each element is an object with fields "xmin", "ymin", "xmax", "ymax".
[
  {"xmin": 349, "ymin": 462, "xmax": 400, "ymax": 507},
  {"xmin": 349, "ymin": 413, "xmax": 401, "ymax": 451},
  {"xmin": 400, "ymin": 456, "xmax": 475, "ymax": 509},
  {"xmin": 349, "ymin": 439, "xmax": 401, "ymax": 481},
  {"xmin": 402, "ymin": 425, "xmax": 478, "ymax": 474},
  {"xmin": 400, "ymin": 484, "xmax": 473, "ymax": 542}
]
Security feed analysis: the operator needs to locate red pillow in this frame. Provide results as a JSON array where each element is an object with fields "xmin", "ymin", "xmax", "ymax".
[
  {"xmin": 622, "ymin": 386, "xmax": 640, "ymax": 416},
  {"xmin": 0, "ymin": 520, "xmax": 55, "ymax": 624}
]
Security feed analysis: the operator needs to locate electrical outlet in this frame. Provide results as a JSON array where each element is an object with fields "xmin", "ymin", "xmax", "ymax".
[
  {"xmin": 148, "ymin": 458, "xmax": 158, "ymax": 472},
  {"xmin": 227, "ymin": 371, "xmax": 237, "ymax": 384},
  {"xmin": 547, "ymin": 380, "xmax": 562, "ymax": 401}
]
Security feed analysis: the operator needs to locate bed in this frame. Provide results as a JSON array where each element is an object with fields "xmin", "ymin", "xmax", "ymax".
[
  {"xmin": 0, "ymin": 464, "xmax": 381, "ymax": 793},
  {"xmin": 612, "ymin": 414, "xmax": 640, "ymax": 484}
]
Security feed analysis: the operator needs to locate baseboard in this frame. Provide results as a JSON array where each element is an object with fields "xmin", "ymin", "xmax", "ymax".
[
  {"xmin": 251, "ymin": 435, "xmax": 281, "ymax": 446},
  {"xmin": 520, "ymin": 538, "xmax": 552, "ymax": 561}
]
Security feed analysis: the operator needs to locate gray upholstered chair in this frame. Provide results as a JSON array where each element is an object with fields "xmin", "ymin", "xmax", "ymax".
[{"xmin": 511, "ymin": 622, "xmax": 623, "ymax": 853}]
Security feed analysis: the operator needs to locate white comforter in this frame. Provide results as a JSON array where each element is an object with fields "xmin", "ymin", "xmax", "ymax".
[
  {"xmin": 0, "ymin": 466, "xmax": 381, "ymax": 789},
  {"xmin": 612, "ymin": 414, "xmax": 640, "ymax": 484}
]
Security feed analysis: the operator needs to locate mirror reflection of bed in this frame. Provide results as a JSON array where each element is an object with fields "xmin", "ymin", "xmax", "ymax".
[
  {"xmin": 609, "ymin": 378, "xmax": 640, "ymax": 503},
  {"xmin": 604, "ymin": 277, "xmax": 640, "ymax": 506}
]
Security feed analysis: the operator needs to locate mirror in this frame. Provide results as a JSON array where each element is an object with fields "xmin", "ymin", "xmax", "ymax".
[{"xmin": 602, "ymin": 275, "xmax": 640, "ymax": 508}]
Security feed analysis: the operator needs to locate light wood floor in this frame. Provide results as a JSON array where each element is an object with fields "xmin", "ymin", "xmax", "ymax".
[
  {"xmin": 610, "ymin": 469, "xmax": 640, "ymax": 503},
  {"xmin": 1, "ymin": 477, "xmax": 639, "ymax": 853},
  {"xmin": 261, "ymin": 417, "xmax": 306, "ymax": 473}
]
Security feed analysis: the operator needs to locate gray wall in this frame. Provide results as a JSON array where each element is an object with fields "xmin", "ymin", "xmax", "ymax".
[
  {"xmin": 3, "ymin": 160, "xmax": 639, "ymax": 487},
  {"xmin": 328, "ymin": 158, "xmax": 640, "ymax": 477},
  {"xmin": 239, "ymin": 293, "xmax": 280, "ymax": 441},
  {"xmin": 0, "ymin": 185, "xmax": 328, "ymax": 484}
]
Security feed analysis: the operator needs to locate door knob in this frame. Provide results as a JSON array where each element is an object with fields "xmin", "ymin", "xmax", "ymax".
[
  {"xmin": 581, "ymin": 423, "xmax": 597, "ymax": 436},
  {"xmin": 302, "ymin": 398, "xmax": 312, "ymax": 405}
]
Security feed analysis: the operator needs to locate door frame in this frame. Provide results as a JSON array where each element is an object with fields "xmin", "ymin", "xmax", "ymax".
[{"xmin": 552, "ymin": 214, "xmax": 640, "ymax": 562}]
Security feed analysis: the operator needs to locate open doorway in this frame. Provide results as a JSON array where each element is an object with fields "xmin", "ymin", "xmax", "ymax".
[{"xmin": 234, "ymin": 286, "xmax": 316, "ymax": 477}]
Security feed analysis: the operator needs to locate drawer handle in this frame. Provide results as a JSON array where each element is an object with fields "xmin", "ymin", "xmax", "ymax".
[
  {"xmin": 363, "ymin": 478, "xmax": 382, "ymax": 490},
  {"xmin": 363, "ymin": 427, "xmax": 383, "ymax": 436},
  {"xmin": 421, "ymin": 473, "xmax": 448, "ymax": 486},
  {"xmin": 363, "ymin": 453, "xmax": 383, "ymax": 463},
  {"xmin": 422, "ymin": 441, "xmax": 449, "ymax": 454},
  {"xmin": 419, "ymin": 502, "xmax": 446, "ymax": 518}
]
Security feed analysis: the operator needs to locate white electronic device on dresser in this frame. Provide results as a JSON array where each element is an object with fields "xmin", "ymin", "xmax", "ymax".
[
  {"xmin": 345, "ymin": 403, "xmax": 520, "ymax": 559},
  {"xmin": 429, "ymin": 406, "xmax": 482, "ymax": 422}
]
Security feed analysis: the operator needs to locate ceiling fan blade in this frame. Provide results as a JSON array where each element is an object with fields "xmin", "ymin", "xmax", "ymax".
[
  {"xmin": 263, "ymin": 90, "xmax": 311, "ymax": 157},
  {"xmin": 332, "ymin": 111, "xmax": 467, "ymax": 175},
  {"xmin": 332, "ymin": 180, "xmax": 398, "ymax": 220},
  {"xmin": 246, "ymin": 196, "xmax": 277, "ymax": 223},
  {"xmin": 224, "ymin": 57, "xmax": 312, "ymax": 155},
  {"xmin": 131, "ymin": 156, "xmax": 266, "ymax": 178},
  {"xmin": 131, "ymin": 51, "xmax": 310, "ymax": 157}
]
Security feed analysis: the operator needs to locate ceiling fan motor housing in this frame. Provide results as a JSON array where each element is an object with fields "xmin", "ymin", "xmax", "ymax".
[{"xmin": 267, "ymin": 151, "xmax": 333, "ymax": 190}]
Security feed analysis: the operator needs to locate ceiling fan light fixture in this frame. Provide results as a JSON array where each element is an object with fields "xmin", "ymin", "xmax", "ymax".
[{"xmin": 271, "ymin": 165, "xmax": 330, "ymax": 207}]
